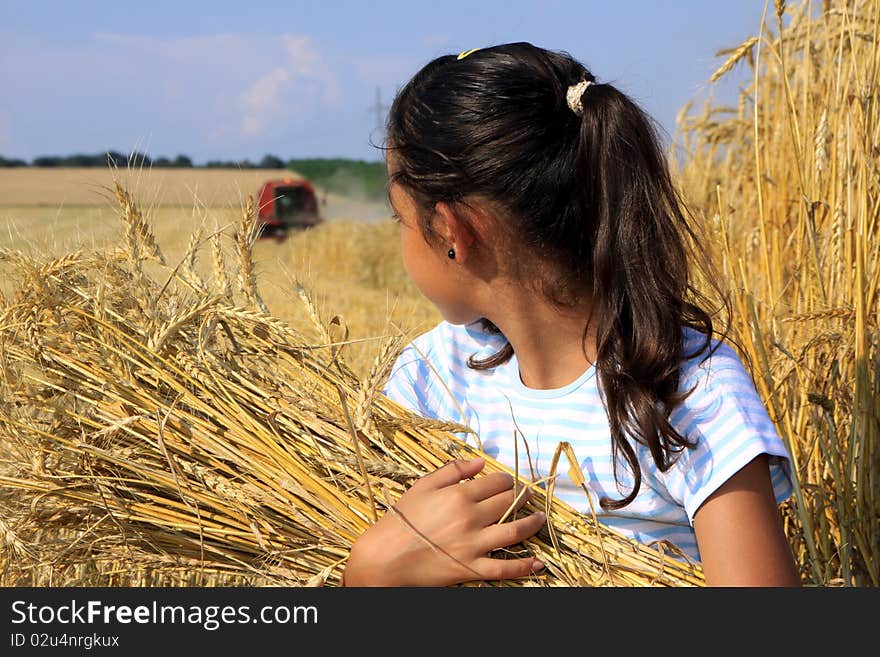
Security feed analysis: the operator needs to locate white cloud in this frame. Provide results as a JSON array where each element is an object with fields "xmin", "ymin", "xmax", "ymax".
[
  {"xmin": 284, "ymin": 36, "xmax": 321, "ymax": 78},
  {"xmin": 95, "ymin": 31, "xmax": 346, "ymax": 142},
  {"xmin": 242, "ymin": 67, "xmax": 290, "ymax": 114},
  {"xmin": 237, "ymin": 35, "xmax": 344, "ymax": 138},
  {"xmin": 1, "ymin": 29, "xmax": 391, "ymax": 160},
  {"xmin": 283, "ymin": 35, "xmax": 343, "ymax": 105}
]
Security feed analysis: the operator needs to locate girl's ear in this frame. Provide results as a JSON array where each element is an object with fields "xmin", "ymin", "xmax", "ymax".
[{"xmin": 433, "ymin": 201, "xmax": 479, "ymax": 263}]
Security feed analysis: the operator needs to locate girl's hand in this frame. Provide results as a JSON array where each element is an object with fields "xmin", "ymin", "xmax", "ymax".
[{"xmin": 342, "ymin": 457, "xmax": 546, "ymax": 586}]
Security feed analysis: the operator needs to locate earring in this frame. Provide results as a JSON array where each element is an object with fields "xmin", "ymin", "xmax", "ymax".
[{"xmin": 447, "ymin": 248, "xmax": 456, "ymax": 260}]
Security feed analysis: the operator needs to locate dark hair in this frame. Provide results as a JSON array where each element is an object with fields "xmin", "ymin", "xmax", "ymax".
[{"xmin": 385, "ymin": 42, "xmax": 729, "ymax": 510}]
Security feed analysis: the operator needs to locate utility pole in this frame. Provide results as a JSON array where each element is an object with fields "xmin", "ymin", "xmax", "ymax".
[{"xmin": 370, "ymin": 86, "xmax": 389, "ymax": 135}]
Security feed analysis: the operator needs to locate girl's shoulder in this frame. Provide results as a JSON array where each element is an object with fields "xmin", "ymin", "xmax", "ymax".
[
  {"xmin": 384, "ymin": 320, "xmax": 505, "ymax": 419},
  {"xmin": 678, "ymin": 325, "xmax": 757, "ymax": 397},
  {"xmin": 664, "ymin": 326, "xmax": 793, "ymax": 521}
]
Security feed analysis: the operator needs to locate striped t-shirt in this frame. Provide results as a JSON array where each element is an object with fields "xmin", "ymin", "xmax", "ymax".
[{"xmin": 382, "ymin": 320, "xmax": 793, "ymax": 562}]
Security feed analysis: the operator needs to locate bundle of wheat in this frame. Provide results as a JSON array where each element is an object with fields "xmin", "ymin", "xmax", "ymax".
[{"xmin": 0, "ymin": 183, "xmax": 704, "ymax": 587}]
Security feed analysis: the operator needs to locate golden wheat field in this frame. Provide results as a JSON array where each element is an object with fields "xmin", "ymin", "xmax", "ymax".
[
  {"xmin": 0, "ymin": 167, "xmax": 440, "ymax": 373},
  {"xmin": 0, "ymin": 0, "xmax": 877, "ymax": 587}
]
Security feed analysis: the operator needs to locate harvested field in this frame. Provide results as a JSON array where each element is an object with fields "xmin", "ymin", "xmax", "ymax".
[
  {"xmin": 0, "ymin": 167, "xmax": 416, "ymax": 376},
  {"xmin": 0, "ymin": 167, "xmax": 298, "ymax": 208}
]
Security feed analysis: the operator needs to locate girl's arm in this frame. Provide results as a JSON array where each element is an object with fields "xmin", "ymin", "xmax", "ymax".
[
  {"xmin": 692, "ymin": 454, "xmax": 801, "ymax": 586},
  {"xmin": 342, "ymin": 457, "xmax": 546, "ymax": 587}
]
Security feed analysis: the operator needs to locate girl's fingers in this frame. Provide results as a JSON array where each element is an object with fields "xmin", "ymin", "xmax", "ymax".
[
  {"xmin": 477, "ymin": 511, "xmax": 546, "ymax": 554},
  {"xmin": 461, "ymin": 471, "xmax": 516, "ymax": 501},
  {"xmin": 470, "ymin": 556, "xmax": 546, "ymax": 583},
  {"xmin": 415, "ymin": 457, "xmax": 486, "ymax": 491},
  {"xmin": 474, "ymin": 486, "xmax": 532, "ymax": 525}
]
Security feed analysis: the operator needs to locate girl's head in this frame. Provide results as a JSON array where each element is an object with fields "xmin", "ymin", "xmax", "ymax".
[
  {"xmin": 386, "ymin": 43, "xmax": 592, "ymax": 304},
  {"xmin": 385, "ymin": 42, "xmax": 726, "ymax": 509}
]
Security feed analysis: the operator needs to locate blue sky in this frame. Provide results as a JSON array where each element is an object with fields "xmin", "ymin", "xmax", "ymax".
[{"xmin": 0, "ymin": 1, "xmax": 769, "ymax": 163}]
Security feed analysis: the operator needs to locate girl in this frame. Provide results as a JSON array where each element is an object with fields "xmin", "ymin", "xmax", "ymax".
[{"xmin": 343, "ymin": 42, "xmax": 801, "ymax": 587}]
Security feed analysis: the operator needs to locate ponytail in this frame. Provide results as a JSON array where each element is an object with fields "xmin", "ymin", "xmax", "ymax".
[{"xmin": 576, "ymin": 82, "xmax": 719, "ymax": 508}]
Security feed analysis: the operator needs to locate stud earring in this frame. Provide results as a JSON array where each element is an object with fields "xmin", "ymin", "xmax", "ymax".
[{"xmin": 447, "ymin": 248, "xmax": 456, "ymax": 260}]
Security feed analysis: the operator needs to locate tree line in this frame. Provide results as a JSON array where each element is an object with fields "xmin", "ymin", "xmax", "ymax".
[
  {"xmin": 3, "ymin": 152, "xmax": 295, "ymax": 169},
  {"xmin": 0, "ymin": 152, "xmax": 388, "ymax": 201}
]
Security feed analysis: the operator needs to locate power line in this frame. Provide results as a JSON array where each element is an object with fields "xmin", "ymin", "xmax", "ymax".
[{"xmin": 370, "ymin": 86, "xmax": 390, "ymax": 134}]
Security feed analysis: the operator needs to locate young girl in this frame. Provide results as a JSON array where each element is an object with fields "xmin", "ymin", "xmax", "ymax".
[{"xmin": 343, "ymin": 42, "xmax": 801, "ymax": 587}]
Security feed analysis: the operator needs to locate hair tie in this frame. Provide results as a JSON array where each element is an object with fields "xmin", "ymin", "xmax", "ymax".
[
  {"xmin": 566, "ymin": 80, "xmax": 594, "ymax": 116},
  {"xmin": 457, "ymin": 48, "xmax": 481, "ymax": 60}
]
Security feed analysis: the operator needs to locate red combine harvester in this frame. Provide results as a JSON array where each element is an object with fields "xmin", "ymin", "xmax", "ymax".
[{"xmin": 256, "ymin": 176, "xmax": 323, "ymax": 240}]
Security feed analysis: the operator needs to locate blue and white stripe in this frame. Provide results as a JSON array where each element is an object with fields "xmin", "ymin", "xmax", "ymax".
[{"xmin": 382, "ymin": 320, "xmax": 793, "ymax": 562}]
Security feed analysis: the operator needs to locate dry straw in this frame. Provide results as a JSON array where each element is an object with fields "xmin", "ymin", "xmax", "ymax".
[
  {"xmin": 670, "ymin": 0, "xmax": 878, "ymax": 585},
  {"xmin": 0, "ymin": 189, "xmax": 704, "ymax": 587}
]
